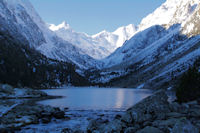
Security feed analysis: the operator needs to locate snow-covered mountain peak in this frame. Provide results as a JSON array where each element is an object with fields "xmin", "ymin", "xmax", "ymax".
[
  {"xmin": 49, "ymin": 21, "xmax": 71, "ymax": 31},
  {"xmin": 139, "ymin": 0, "xmax": 200, "ymax": 31},
  {"xmin": 92, "ymin": 24, "xmax": 137, "ymax": 48},
  {"xmin": 92, "ymin": 30, "xmax": 112, "ymax": 38},
  {"xmin": 113, "ymin": 24, "xmax": 137, "ymax": 47},
  {"xmin": 5, "ymin": 0, "xmax": 46, "ymax": 30},
  {"xmin": 168, "ymin": 0, "xmax": 199, "ymax": 24},
  {"xmin": 48, "ymin": 22, "xmax": 137, "ymax": 59},
  {"xmin": 139, "ymin": 0, "xmax": 199, "ymax": 31},
  {"xmin": 139, "ymin": 0, "xmax": 179, "ymax": 31},
  {"xmin": 113, "ymin": 24, "xmax": 136, "ymax": 35},
  {"xmin": 181, "ymin": 2, "xmax": 200, "ymax": 36}
]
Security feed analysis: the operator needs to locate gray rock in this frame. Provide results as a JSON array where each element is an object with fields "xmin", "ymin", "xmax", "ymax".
[
  {"xmin": 41, "ymin": 117, "xmax": 51, "ymax": 123},
  {"xmin": 73, "ymin": 129, "xmax": 84, "ymax": 133},
  {"xmin": 186, "ymin": 100, "xmax": 198, "ymax": 106},
  {"xmin": 53, "ymin": 111, "xmax": 65, "ymax": 119},
  {"xmin": 127, "ymin": 90, "xmax": 169, "ymax": 123},
  {"xmin": 121, "ymin": 112, "xmax": 133, "ymax": 124},
  {"xmin": 99, "ymin": 119, "xmax": 126, "ymax": 133},
  {"xmin": 0, "ymin": 84, "xmax": 13, "ymax": 94},
  {"xmin": 114, "ymin": 114, "xmax": 122, "ymax": 119},
  {"xmin": 132, "ymin": 112, "xmax": 152, "ymax": 123},
  {"xmin": 169, "ymin": 102, "xmax": 181, "ymax": 112},
  {"xmin": 143, "ymin": 120, "xmax": 152, "ymax": 127},
  {"xmin": 171, "ymin": 119, "xmax": 199, "ymax": 133},
  {"xmin": 136, "ymin": 126, "xmax": 164, "ymax": 133},
  {"xmin": 155, "ymin": 113, "xmax": 167, "ymax": 120},
  {"xmin": 152, "ymin": 118, "xmax": 185, "ymax": 128},
  {"xmin": 124, "ymin": 127, "xmax": 138, "ymax": 133},
  {"xmin": 15, "ymin": 115, "xmax": 39, "ymax": 126},
  {"xmin": 40, "ymin": 112, "xmax": 52, "ymax": 118},
  {"xmin": 25, "ymin": 88, "xmax": 47, "ymax": 97},
  {"xmin": 128, "ymin": 90, "xmax": 170, "ymax": 113},
  {"xmin": 166, "ymin": 112, "xmax": 185, "ymax": 118},
  {"xmin": 181, "ymin": 103, "xmax": 190, "ymax": 109},
  {"xmin": 87, "ymin": 118, "xmax": 108, "ymax": 132},
  {"xmin": 188, "ymin": 108, "xmax": 200, "ymax": 117}
]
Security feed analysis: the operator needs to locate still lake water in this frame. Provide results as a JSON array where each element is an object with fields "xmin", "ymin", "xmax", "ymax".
[{"xmin": 39, "ymin": 87, "xmax": 153, "ymax": 111}]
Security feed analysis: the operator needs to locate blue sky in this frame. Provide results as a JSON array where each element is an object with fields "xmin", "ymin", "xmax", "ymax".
[{"xmin": 30, "ymin": 0, "xmax": 165, "ymax": 35}]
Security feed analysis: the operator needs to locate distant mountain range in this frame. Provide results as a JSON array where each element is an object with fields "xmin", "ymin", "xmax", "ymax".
[
  {"xmin": 1, "ymin": 0, "xmax": 200, "ymax": 89},
  {"xmin": 49, "ymin": 22, "xmax": 137, "ymax": 59}
]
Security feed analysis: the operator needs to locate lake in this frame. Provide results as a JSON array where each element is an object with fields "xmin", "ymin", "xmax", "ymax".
[
  {"xmin": 19, "ymin": 88, "xmax": 153, "ymax": 132},
  {"xmin": 38, "ymin": 87, "xmax": 153, "ymax": 111}
]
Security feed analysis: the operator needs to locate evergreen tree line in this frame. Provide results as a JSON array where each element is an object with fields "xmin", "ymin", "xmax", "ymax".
[
  {"xmin": 0, "ymin": 31, "xmax": 90, "ymax": 88},
  {"xmin": 176, "ymin": 58, "xmax": 200, "ymax": 103}
]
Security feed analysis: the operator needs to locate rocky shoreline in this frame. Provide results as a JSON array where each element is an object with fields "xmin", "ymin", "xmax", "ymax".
[
  {"xmin": 87, "ymin": 90, "xmax": 200, "ymax": 133},
  {"xmin": 0, "ymin": 84, "xmax": 66, "ymax": 132},
  {"xmin": 1, "ymin": 84, "xmax": 200, "ymax": 133}
]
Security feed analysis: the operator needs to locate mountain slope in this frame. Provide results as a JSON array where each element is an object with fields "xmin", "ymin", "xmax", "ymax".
[
  {"xmin": 0, "ymin": 0, "xmax": 99, "ymax": 69},
  {"xmin": 0, "ymin": 28, "xmax": 90, "ymax": 88},
  {"xmin": 0, "ymin": 0, "xmax": 92, "ymax": 87},
  {"xmin": 91, "ymin": 0, "xmax": 200, "ymax": 89},
  {"xmin": 49, "ymin": 22, "xmax": 137, "ymax": 59}
]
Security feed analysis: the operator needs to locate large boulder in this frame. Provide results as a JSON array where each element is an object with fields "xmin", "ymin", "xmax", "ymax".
[
  {"xmin": 152, "ymin": 117, "xmax": 187, "ymax": 132},
  {"xmin": 124, "ymin": 126, "xmax": 139, "ymax": 133},
  {"xmin": 125, "ymin": 90, "xmax": 170, "ymax": 124},
  {"xmin": 171, "ymin": 119, "xmax": 199, "ymax": 133},
  {"xmin": 136, "ymin": 126, "xmax": 164, "ymax": 133},
  {"xmin": 87, "ymin": 118, "xmax": 122, "ymax": 133},
  {"xmin": 15, "ymin": 115, "xmax": 39, "ymax": 126}
]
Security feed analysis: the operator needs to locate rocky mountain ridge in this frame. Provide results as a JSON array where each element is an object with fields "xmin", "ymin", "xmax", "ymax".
[
  {"xmin": 90, "ymin": 0, "xmax": 200, "ymax": 89},
  {"xmin": 49, "ymin": 22, "xmax": 137, "ymax": 59}
]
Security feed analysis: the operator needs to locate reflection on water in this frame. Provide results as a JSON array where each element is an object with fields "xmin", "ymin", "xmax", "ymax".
[
  {"xmin": 115, "ymin": 89, "xmax": 124, "ymax": 108},
  {"xmin": 38, "ymin": 87, "xmax": 152, "ymax": 111}
]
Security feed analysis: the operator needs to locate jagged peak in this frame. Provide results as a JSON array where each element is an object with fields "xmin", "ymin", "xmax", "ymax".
[
  {"xmin": 113, "ymin": 24, "xmax": 136, "ymax": 35},
  {"xmin": 92, "ymin": 30, "xmax": 111, "ymax": 38},
  {"xmin": 139, "ymin": 0, "xmax": 200, "ymax": 31},
  {"xmin": 49, "ymin": 21, "xmax": 71, "ymax": 31}
]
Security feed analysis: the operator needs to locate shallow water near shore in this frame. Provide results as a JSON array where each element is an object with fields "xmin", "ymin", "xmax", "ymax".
[
  {"xmin": 38, "ymin": 87, "xmax": 153, "ymax": 111},
  {"xmin": 19, "ymin": 87, "xmax": 153, "ymax": 132}
]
